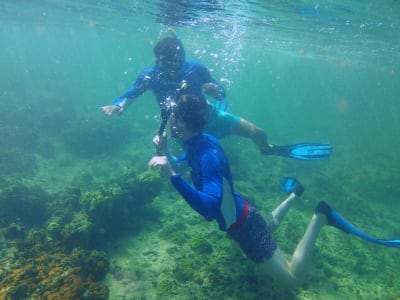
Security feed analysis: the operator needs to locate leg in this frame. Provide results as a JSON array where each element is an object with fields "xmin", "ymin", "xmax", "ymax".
[
  {"xmin": 262, "ymin": 213, "xmax": 327, "ymax": 287},
  {"xmin": 205, "ymin": 107, "xmax": 270, "ymax": 154},
  {"xmin": 266, "ymin": 193, "xmax": 297, "ymax": 231},
  {"xmin": 230, "ymin": 118, "xmax": 271, "ymax": 154},
  {"xmin": 289, "ymin": 213, "xmax": 326, "ymax": 281},
  {"xmin": 262, "ymin": 248, "xmax": 298, "ymax": 288}
]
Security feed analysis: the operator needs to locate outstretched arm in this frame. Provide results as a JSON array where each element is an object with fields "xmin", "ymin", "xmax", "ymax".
[
  {"xmin": 100, "ymin": 67, "xmax": 153, "ymax": 116},
  {"xmin": 100, "ymin": 98, "xmax": 126, "ymax": 115}
]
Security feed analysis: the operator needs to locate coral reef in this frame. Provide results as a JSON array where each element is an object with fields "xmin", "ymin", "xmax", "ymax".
[
  {"xmin": 79, "ymin": 169, "xmax": 163, "ymax": 240},
  {"xmin": 0, "ymin": 247, "xmax": 109, "ymax": 300},
  {"xmin": 61, "ymin": 212, "xmax": 93, "ymax": 249},
  {"xmin": 0, "ymin": 199, "xmax": 110, "ymax": 299},
  {"xmin": 0, "ymin": 168, "xmax": 163, "ymax": 299}
]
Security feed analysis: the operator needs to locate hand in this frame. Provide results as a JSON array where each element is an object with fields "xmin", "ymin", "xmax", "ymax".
[
  {"xmin": 153, "ymin": 134, "xmax": 167, "ymax": 155},
  {"xmin": 100, "ymin": 105, "xmax": 123, "ymax": 116},
  {"xmin": 148, "ymin": 156, "xmax": 176, "ymax": 176},
  {"xmin": 148, "ymin": 156, "xmax": 168, "ymax": 168},
  {"xmin": 202, "ymin": 83, "xmax": 220, "ymax": 97}
]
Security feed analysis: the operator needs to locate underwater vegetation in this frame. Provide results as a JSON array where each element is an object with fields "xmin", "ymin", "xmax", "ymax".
[
  {"xmin": 0, "ymin": 168, "xmax": 163, "ymax": 299},
  {"xmin": 0, "ymin": 247, "xmax": 109, "ymax": 300},
  {"xmin": 0, "ymin": 94, "xmax": 164, "ymax": 298},
  {"xmin": 79, "ymin": 169, "xmax": 163, "ymax": 241}
]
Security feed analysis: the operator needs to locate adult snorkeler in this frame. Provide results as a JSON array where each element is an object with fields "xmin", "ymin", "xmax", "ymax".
[
  {"xmin": 148, "ymin": 94, "xmax": 399, "ymax": 287},
  {"xmin": 100, "ymin": 32, "xmax": 271, "ymax": 154}
]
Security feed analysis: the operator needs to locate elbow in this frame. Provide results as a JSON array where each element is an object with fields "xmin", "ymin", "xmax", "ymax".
[{"xmin": 201, "ymin": 200, "xmax": 220, "ymax": 221}]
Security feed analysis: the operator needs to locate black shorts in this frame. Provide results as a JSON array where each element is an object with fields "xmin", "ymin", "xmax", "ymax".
[{"xmin": 228, "ymin": 204, "xmax": 277, "ymax": 263}]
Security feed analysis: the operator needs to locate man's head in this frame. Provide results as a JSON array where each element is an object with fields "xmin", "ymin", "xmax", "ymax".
[
  {"xmin": 154, "ymin": 37, "xmax": 185, "ymax": 71},
  {"xmin": 170, "ymin": 94, "xmax": 208, "ymax": 140}
]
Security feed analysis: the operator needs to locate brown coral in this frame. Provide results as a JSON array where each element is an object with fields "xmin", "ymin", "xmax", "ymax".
[{"xmin": 0, "ymin": 249, "xmax": 109, "ymax": 300}]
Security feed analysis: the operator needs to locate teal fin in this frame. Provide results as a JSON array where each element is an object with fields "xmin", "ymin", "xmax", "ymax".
[
  {"xmin": 279, "ymin": 177, "xmax": 304, "ymax": 196},
  {"xmin": 315, "ymin": 201, "xmax": 400, "ymax": 248},
  {"xmin": 269, "ymin": 143, "xmax": 333, "ymax": 160}
]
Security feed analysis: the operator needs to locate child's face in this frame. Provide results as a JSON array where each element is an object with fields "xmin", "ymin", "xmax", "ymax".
[{"xmin": 169, "ymin": 113, "xmax": 185, "ymax": 140}]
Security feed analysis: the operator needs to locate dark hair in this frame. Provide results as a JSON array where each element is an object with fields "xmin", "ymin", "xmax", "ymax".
[
  {"xmin": 154, "ymin": 37, "xmax": 185, "ymax": 62},
  {"xmin": 174, "ymin": 95, "xmax": 208, "ymax": 132}
]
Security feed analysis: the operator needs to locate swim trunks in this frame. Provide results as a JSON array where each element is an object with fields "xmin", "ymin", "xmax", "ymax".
[
  {"xmin": 228, "ymin": 203, "xmax": 277, "ymax": 263},
  {"xmin": 204, "ymin": 104, "xmax": 240, "ymax": 139}
]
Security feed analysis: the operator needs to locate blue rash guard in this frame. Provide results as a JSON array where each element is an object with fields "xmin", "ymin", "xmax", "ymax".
[
  {"xmin": 170, "ymin": 133, "xmax": 278, "ymax": 262},
  {"xmin": 112, "ymin": 60, "xmax": 241, "ymax": 139},
  {"xmin": 170, "ymin": 133, "xmax": 245, "ymax": 231},
  {"xmin": 112, "ymin": 60, "xmax": 226, "ymax": 111}
]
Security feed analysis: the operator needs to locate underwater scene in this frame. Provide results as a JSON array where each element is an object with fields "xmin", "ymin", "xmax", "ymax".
[{"xmin": 1, "ymin": 0, "xmax": 399, "ymax": 299}]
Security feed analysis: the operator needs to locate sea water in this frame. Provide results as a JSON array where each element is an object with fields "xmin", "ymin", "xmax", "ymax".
[{"xmin": 1, "ymin": 1, "xmax": 399, "ymax": 299}]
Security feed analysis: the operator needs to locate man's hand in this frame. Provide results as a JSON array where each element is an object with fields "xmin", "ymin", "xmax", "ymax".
[
  {"xmin": 202, "ymin": 83, "xmax": 221, "ymax": 98},
  {"xmin": 100, "ymin": 105, "xmax": 123, "ymax": 116}
]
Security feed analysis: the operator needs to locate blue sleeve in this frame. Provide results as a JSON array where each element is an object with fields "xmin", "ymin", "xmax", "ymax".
[
  {"xmin": 112, "ymin": 67, "xmax": 153, "ymax": 106},
  {"xmin": 170, "ymin": 152, "xmax": 222, "ymax": 221}
]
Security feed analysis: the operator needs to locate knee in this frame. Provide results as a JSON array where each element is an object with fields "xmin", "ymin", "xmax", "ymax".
[
  {"xmin": 252, "ymin": 125, "xmax": 267, "ymax": 141},
  {"xmin": 241, "ymin": 120, "xmax": 267, "ymax": 140}
]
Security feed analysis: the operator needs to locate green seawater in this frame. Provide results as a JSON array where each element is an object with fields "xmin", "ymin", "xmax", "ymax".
[{"xmin": 1, "ymin": 1, "xmax": 399, "ymax": 299}]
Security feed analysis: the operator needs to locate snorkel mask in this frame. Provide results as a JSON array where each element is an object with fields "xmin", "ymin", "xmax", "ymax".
[{"xmin": 154, "ymin": 31, "xmax": 185, "ymax": 71}]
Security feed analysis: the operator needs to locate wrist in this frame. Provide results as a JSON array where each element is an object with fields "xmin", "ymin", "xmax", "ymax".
[{"xmin": 116, "ymin": 98, "xmax": 127, "ymax": 110}]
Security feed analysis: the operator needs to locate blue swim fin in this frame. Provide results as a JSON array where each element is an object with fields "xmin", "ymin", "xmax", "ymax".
[
  {"xmin": 269, "ymin": 143, "xmax": 333, "ymax": 160},
  {"xmin": 279, "ymin": 177, "xmax": 304, "ymax": 196},
  {"xmin": 315, "ymin": 201, "xmax": 400, "ymax": 248}
]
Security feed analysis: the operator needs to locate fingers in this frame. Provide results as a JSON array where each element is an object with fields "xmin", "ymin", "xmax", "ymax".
[
  {"xmin": 100, "ymin": 105, "xmax": 122, "ymax": 116},
  {"xmin": 148, "ymin": 158, "xmax": 157, "ymax": 168},
  {"xmin": 153, "ymin": 136, "xmax": 162, "ymax": 153},
  {"xmin": 153, "ymin": 135, "xmax": 167, "ymax": 155},
  {"xmin": 100, "ymin": 106, "xmax": 112, "ymax": 115},
  {"xmin": 153, "ymin": 135, "xmax": 160, "ymax": 145},
  {"xmin": 148, "ymin": 156, "xmax": 167, "ymax": 168}
]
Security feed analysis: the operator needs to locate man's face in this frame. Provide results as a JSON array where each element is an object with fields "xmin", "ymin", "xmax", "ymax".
[{"xmin": 157, "ymin": 53, "xmax": 183, "ymax": 74}]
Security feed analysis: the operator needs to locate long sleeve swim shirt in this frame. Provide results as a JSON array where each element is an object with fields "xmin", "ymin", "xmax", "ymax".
[
  {"xmin": 170, "ymin": 133, "xmax": 246, "ymax": 231},
  {"xmin": 112, "ymin": 61, "xmax": 226, "ymax": 110}
]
